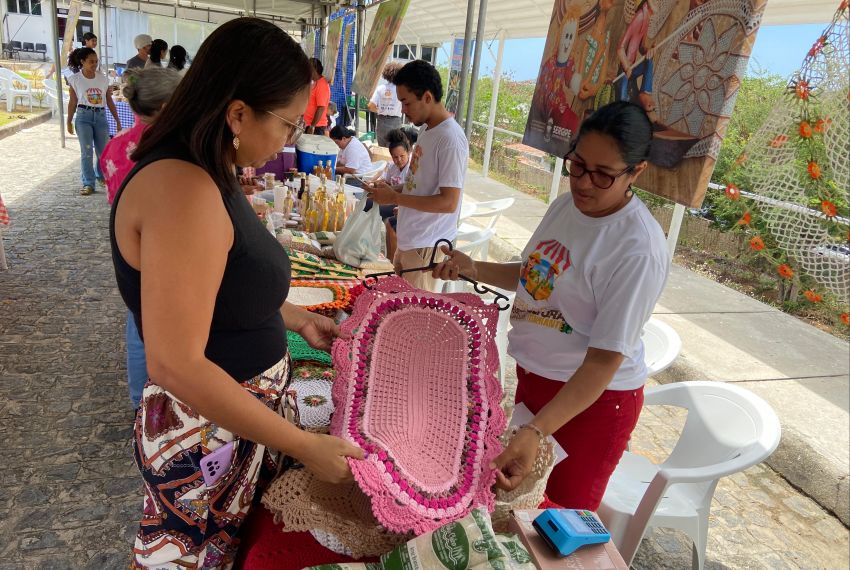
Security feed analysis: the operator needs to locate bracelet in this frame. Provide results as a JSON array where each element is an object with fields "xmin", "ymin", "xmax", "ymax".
[{"xmin": 518, "ymin": 423, "xmax": 546, "ymax": 439}]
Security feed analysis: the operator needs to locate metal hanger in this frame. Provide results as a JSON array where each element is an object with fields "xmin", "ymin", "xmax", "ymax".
[{"xmin": 363, "ymin": 239, "xmax": 512, "ymax": 311}]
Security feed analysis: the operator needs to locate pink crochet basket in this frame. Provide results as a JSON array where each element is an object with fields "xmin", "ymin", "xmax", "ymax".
[{"xmin": 331, "ymin": 276, "xmax": 506, "ymax": 535}]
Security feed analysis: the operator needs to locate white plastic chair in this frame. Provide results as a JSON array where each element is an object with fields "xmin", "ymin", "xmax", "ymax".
[
  {"xmin": 597, "ymin": 381, "xmax": 781, "ymax": 570},
  {"xmin": 355, "ymin": 160, "xmax": 388, "ymax": 182},
  {"xmin": 0, "ymin": 68, "xmax": 33, "ymax": 112},
  {"xmin": 44, "ymin": 81, "xmax": 69, "ymax": 112},
  {"xmin": 457, "ymin": 197, "xmax": 515, "ymax": 239},
  {"xmin": 642, "ymin": 318, "xmax": 682, "ymax": 376}
]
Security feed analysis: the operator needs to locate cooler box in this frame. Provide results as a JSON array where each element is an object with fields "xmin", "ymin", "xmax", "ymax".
[{"xmin": 296, "ymin": 134, "xmax": 339, "ymax": 176}]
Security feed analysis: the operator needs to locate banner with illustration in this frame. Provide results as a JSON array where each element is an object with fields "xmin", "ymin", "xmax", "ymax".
[
  {"xmin": 325, "ymin": 18, "xmax": 344, "ymax": 85},
  {"xmin": 62, "ymin": 0, "xmax": 83, "ymax": 68},
  {"xmin": 445, "ymin": 38, "xmax": 465, "ymax": 115},
  {"xmin": 522, "ymin": 0, "xmax": 767, "ymax": 207},
  {"xmin": 352, "ymin": 0, "xmax": 412, "ymax": 97}
]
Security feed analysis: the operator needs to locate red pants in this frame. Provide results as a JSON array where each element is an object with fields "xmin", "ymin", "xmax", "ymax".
[{"xmin": 515, "ymin": 366, "xmax": 644, "ymax": 511}]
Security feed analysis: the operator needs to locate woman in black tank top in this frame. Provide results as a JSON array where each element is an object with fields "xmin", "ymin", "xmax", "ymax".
[{"xmin": 110, "ymin": 19, "xmax": 363, "ymax": 568}]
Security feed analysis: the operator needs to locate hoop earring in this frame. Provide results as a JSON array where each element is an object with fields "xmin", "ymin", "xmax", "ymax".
[{"xmin": 232, "ymin": 135, "xmax": 240, "ymax": 150}]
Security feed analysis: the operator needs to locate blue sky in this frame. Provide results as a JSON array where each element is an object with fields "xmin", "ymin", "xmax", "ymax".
[{"xmin": 436, "ymin": 23, "xmax": 831, "ymax": 82}]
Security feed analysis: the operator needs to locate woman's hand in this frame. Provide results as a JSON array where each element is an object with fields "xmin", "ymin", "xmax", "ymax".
[
  {"xmin": 239, "ymin": 176, "xmax": 261, "ymax": 197},
  {"xmin": 431, "ymin": 245, "xmax": 477, "ymax": 281},
  {"xmin": 297, "ymin": 312, "xmax": 342, "ymax": 352},
  {"xmin": 491, "ymin": 428, "xmax": 540, "ymax": 491},
  {"xmin": 67, "ymin": 121, "xmax": 74, "ymax": 135},
  {"xmin": 298, "ymin": 433, "xmax": 365, "ymax": 484}
]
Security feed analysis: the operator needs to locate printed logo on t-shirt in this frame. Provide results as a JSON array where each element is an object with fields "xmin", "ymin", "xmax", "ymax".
[
  {"xmin": 85, "ymin": 87, "xmax": 103, "ymax": 106},
  {"xmin": 512, "ymin": 239, "xmax": 573, "ymax": 334},
  {"xmin": 519, "ymin": 239, "xmax": 571, "ymax": 301},
  {"xmin": 405, "ymin": 145, "xmax": 422, "ymax": 193}
]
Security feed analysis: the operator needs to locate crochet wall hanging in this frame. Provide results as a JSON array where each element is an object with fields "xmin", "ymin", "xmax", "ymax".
[
  {"xmin": 330, "ymin": 275, "xmax": 507, "ymax": 535},
  {"xmin": 523, "ymin": 0, "xmax": 768, "ymax": 207}
]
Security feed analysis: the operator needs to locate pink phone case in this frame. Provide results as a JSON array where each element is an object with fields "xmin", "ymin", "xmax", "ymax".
[{"xmin": 199, "ymin": 441, "xmax": 235, "ymax": 487}]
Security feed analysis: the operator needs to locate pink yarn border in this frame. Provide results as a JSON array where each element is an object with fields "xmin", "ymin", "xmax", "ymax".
[{"xmin": 331, "ymin": 277, "xmax": 505, "ymax": 535}]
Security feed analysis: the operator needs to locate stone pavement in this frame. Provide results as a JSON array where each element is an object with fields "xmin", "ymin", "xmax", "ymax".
[{"xmin": 0, "ymin": 121, "xmax": 846, "ymax": 568}]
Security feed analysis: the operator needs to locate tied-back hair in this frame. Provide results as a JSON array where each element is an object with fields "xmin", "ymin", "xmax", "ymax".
[
  {"xmin": 69, "ymin": 47, "xmax": 95, "ymax": 73},
  {"xmin": 132, "ymin": 18, "xmax": 312, "ymax": 195},
  {"xmin": 574, "ymin": 101, "xmax": 652, "ymax": 169},
  {"xmin": 122, "ymin": 67, "xmax": 182, "ymax": 118},
  {"xmin": 385, "ymin": 128, "xmax": 412, "ymax": 152},
  {"xmin": 168, "ymin": 45, "xmax": 188, "ymax": 71},
  {"xmin": 149, "ymin": 39, "xmax": 168, "ymax": 64},
  {"xmin": 329, "ymin": 125, "xmax": 355, "ymax": 140}
]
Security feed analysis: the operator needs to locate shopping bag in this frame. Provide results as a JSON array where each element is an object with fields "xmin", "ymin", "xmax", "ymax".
[{"xmin": 332, "ymin": 194, "xmax": 382, "ymax": 267}]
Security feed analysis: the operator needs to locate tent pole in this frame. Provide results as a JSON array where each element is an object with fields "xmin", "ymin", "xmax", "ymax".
[
  {"xmin": 101, "ymin": 0, "xmax": 109, "ymax": 73},
  {"xmin": 50, "ymin": 0, "xmax": 66, "ymax": 148},
  {"xmin": 549, "ymin": 157, "xmax": 563, "ymax": 203},
  {"xmin": 482, "ymin": 29, "xmax": 505, "ymax": 179},
  {"xmin": 355, "ymin": 0, "xmax": 364, "ymax": 133},
  {"xmin": 455, "ymin": 0, "xmax": 475, "ymax": 126},
  {"xmin": 464, "ymin": 0, "xmax": 488, "ymax": 137},
  {"xmin": 667, "ymin": 203, "xmax": 686, "ymax": 258},
  {"xmin": 320, "ymin": 5, "xmax": 329, "ymax": 62}
]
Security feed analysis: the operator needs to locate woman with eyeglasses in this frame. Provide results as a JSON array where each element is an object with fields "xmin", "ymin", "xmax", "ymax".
[
  {"xmin": 110, "ymin": 19, "xmax": 361, "ymax": 569},
  {"xmin": 434, "ymin": 101, "xmax": 670, "ymax": 511}
]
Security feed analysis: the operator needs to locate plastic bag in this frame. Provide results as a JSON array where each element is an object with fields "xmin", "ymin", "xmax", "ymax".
[{"xmin": 332, "ymin": 194, "xmax": 382, "ymax": 268}]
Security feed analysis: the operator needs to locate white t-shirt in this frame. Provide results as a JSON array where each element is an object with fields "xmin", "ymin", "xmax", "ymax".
[
  {"xmin": 507, "ymin": 193, "xmax": 670, "ymax": 390},
  {"xmin": 370, "ymin": 82, "xmax": 402, "ymax": 117},
  {"xmin": 68, "ymin": 72, "xmax": 108, "ymax": 108},
  {"xmin": 340, "ymin": 137, "xmax": 373, "ymax": 174},
  {"xmin": 382, "ymin": 160, "xmax": 410, "ymax": 187},
  {"xmin": 396, "ymin": 117, "xmax": 468, "ymax": 251}
]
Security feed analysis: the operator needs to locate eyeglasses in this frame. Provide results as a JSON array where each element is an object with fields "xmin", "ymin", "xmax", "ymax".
[
  {"xmin": 266, "ymin": 111, "xmax": 306, "ymax": 145},
  {"xmin": 562, "ymin": 151, "xmax": 632, "ymax": 190}
]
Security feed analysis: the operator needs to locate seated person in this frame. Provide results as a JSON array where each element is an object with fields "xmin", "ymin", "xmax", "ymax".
[
  {"xmin": 330, "ymin": 125, "xmax": 374, "ymax": 177},
  {"xmin": 364, "ymin": 128, "xmax": 414, "ymax": 259}
]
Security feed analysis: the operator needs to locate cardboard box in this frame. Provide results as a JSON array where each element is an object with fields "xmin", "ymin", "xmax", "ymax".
[{"xmin": 508, "ymin": 510, "xmax": 628, "ymax": 570}]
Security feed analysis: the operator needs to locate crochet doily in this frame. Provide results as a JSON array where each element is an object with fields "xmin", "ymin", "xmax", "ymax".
[
  {"xmin": 287, "ymin": 331, "xmax": 333, "ymax": 366},
  {"xmin": 261, "ymin": 468, "xmax": 410, "ymax": 559},
  {"xmin": 491, "ymin": 427, "xmax": 557, "ymax": 533},
  {"xmin": 330, "ymin": 276, "xmax": 506, "ymax": 535},
  {"xmin": 284, "ymin": 377, "xmax": 335, "ymax": 433},
  {"xmin": 289, "ymin": 281, "xmax": 352, "ymax": 317}
]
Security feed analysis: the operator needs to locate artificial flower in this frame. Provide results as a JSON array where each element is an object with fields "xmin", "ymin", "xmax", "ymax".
[
  {"xmin": 795, "ymin": 80, "xmax": 811, "ymax": 100},
  {"xmin": 770, "ymin": 134, "xmax": 789, "ymax": 148},
  {"xmin": 749, "ymin": 236, "xmax": 765, "ymax": 251},
  {"xmin": 777, "ymin": 264, "xmax": 794, "ymax": 279},
  {"xmin": 841, "ymin": 313, "xmax": 850, "ymax": 326},
  {"xmin": 814, "ymin": 118, "xmax": 831, "ymax": 133},
  {"xmin": 798, "ymin": 121, "xmax": 813, "ymax": 138},
  {"xmin": 737, "ymin": 212, "xmax": 752, "ymax": 225},
  {"xmin": 821, "ymin": 200, "xmax": 837, "ymax": 217},
  {"xmin": 725, "ymin": 183, "xmax": 740, "ymax": 201},
  {"xmin": 808, "ymin": 37, "xmax": 826, "ymax": 57},
  {"xmin": 733, "ymin": 152, "xmax": 748, "ymax": 168},
  {"xmin": 803, "ymin": 290, "xmax": 822, "ymax": 303},
  {"xmin": 808, "ymin": 161, "xmax": 822, "ymax": 180}
]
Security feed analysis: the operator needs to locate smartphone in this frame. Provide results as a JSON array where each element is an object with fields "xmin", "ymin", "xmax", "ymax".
[{"xmin": 199, "ymin": 441, "xmax": 236, "ymax": 487}]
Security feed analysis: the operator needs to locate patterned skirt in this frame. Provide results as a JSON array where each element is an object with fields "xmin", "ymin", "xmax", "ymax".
[{"xmin": 131, "ymin": 356, "xmax": 291, "ymax": 569}]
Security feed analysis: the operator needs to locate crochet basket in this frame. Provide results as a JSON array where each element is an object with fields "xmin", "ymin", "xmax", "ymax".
[{"xmin": 330, "ymin": 276, "xmax": 506, "ymax": 535}]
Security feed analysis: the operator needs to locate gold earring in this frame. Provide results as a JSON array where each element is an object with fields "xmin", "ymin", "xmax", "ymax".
[{"xmin": 232, "ymin": 135, "xmax": 240, "ymax": 150}]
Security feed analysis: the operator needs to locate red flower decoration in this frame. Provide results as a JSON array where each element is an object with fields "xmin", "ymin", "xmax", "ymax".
[
  {"xmin": 732, "ymin": 152, "xmax": 748, "ymax": 168},
  {"xmin": 749, "ymin": 236, "xmax": 765, "ymax": 251},
  {"xmin": 725, "ymin": 183, "xmax": 741, "ymax": 201},
  {"xmin": 770, "ymin": 134, "xmax": 789, "ymax": 148},
  {"xmin": 808, "ymin": 161, "xmax": 822, "ymax": 180},
  {"xmin": 799, "ymin": 121, "xmax": 813, "ymax": 138},
  {"xmin": 803, "ymin": 290, "xmax": 823, "ymax": 303},
  {"xmin": 737, "ymin": 212, "xmax": 752, "ymax": 225},
  {"xmin": 841, "ymin": 313, "xmax": 850, "ymax": 326},
  {"xmin": 814, "ymin": 118, "xmax": 831, "ymax": 133},
  {"xmin": 808, "ymin": 37, "xmax": 827, "ymax": 57},
  {"xmin": 821, "ymin": 201, "xmax": 837, "ymax": 217},
  {"xmin": 795, "ymin": 80, "xmax": 811, "ymax": 100},
  {"xmin": 777, "ymin": 264, "xmax": 794, "ymax": 279}
]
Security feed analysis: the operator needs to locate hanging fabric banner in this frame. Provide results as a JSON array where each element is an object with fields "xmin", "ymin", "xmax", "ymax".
[
  {"xmin": 303, "ymin": 28, "xmax": 317, "ymax": 59},
  {"xmin": 62, "ymin": 0, "xmax": 84, "ymax": 66},
  {"xmin": 523, "ymin": 0, "xmax": 768, "ymax": 207},
  {"xmin": 342, "ymin": 20, "xmax": 354, "ymax": 80},
  {"xmin": 325, "ymin": 18, "xmax": 345, "ymax": 85},
  {"xmin": 352, "ymin": 0, "xmax": 412, "ymax": 97},
  {"xmin": 445, "ymin": 38, "xmax": 465, "ymax": 115}
]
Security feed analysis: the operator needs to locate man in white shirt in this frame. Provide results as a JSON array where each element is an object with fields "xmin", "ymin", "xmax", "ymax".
[{"xmin": 366, "ymin": 60, "xmax": 469, "ymax": 292}]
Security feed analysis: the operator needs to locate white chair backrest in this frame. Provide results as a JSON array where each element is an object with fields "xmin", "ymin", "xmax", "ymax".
[
  {"xmin": 455, "ymin": 228, "xmax": 496, "ymax": 260},
  {"xmin": 462, "ymin": 198, "xmax": 515, "ymax": 230},
  {"xmin": 649, "ymin": 382, "xmax": 781, "ymax": 473},
  {"xmin": 0, "ymin": 68, "xmax": 30, "ymax": 88},
  {"xmin": 356, "ymin": 160, "xmax": 387, "ymax": 181},
  {"xmin": 641, "ymin": 318, "xmax": 682, "ymax": 376}
]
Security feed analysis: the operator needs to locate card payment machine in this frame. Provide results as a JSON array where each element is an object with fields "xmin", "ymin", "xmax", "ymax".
[{"xmin": 532, "ymin": 509, "xmax": 612, "ymax": 556}]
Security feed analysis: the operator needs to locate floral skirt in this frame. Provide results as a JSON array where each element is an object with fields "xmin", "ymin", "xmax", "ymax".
[{"xmin": 131, "ymin": 356, "xmax": 291, "ymax": 569}]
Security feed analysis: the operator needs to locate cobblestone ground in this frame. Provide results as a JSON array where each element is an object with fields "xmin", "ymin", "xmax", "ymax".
[{"xmin": 1, "ymin": 121, "xmax": 848, "ymax": 569}]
